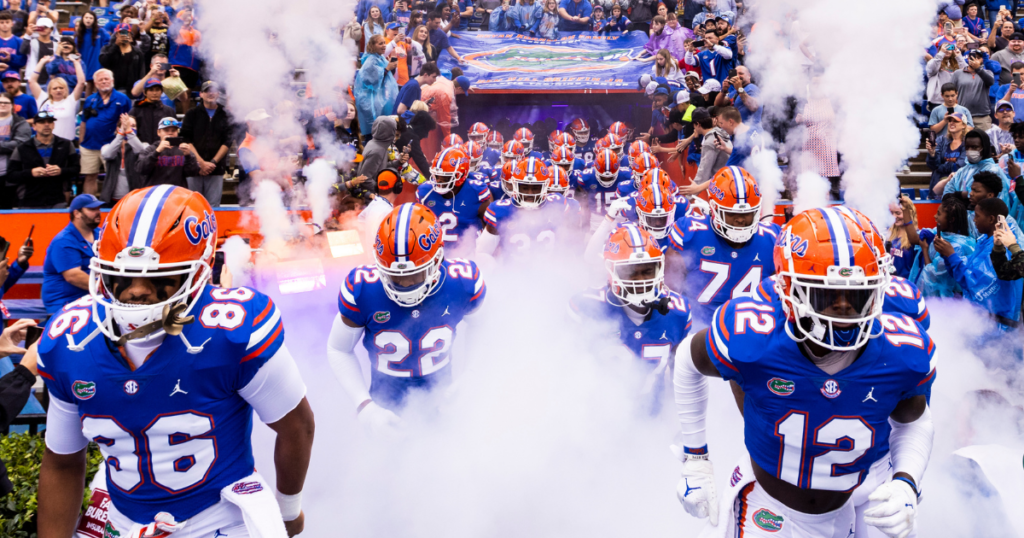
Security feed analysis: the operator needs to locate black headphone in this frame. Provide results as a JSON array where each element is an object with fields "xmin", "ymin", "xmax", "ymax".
[{"xmin": 377, "ymin": 168, "xmax": 404, "ymax": 195}]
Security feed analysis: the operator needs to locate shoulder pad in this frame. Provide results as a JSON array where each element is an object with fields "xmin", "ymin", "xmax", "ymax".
[
  {"xmin": 708, "ymin": 298, "xmax": 780, "ymax": 366},
  {"xmin": 877, "ymin": 313, "xmax": 935, "ymax": 376},
  {"xmin": 338, "ymin": 265, "xmax": 381, "ymax": 325}
]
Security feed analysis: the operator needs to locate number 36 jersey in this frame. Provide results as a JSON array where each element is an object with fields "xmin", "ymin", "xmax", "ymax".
[
  {"xmin": 705, "ymin": 298, "xmax": 936, "ymax": 492},
  {"xmin": 37, "ymin": 285, "xmax": 295, "ymax": 524},
  {"xmin": 338, "ymin": 259, "xmax": 486, "ymax": 410}
]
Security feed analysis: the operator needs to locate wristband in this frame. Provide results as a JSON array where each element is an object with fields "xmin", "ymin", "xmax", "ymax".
[
  {"xmin": 892, "ymin": 475, "xmax": 918, "ymax": 497},
  {"xmin": 275, "ymin": 490, "xmax": 302, "ymax": 521},
  {"xmin": 683, "ymin": 445, "xmax": 708, "ymax": 459}
]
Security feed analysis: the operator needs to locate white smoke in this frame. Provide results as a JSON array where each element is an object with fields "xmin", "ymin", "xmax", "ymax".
[
  {"xmin": 221, "ymin": 235, "xmax": 252, "ymax": 289},
  {"xmin": 745, "ymin": 148, "xmax": 785, "ymax": 220},
  {"xmin": 792, "ymin": 170, "xmax": 830, "ymax": 214},
  {"xmin": 303, "ymin": 159, "xmax": 337, "ymax": 229},
  {"xmin": 253, "ymin": 181, "xmax": 297, "ymax": 247}
]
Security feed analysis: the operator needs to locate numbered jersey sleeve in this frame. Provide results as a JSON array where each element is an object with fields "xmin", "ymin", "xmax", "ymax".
[
  {"xmin": 705, "ymin": 298, "xmax": 779, "ymax": 385},
  {"xmin": 449, "ymin": 258, "xmax": 487, "ymax": 312},
  {"xmin": 338, "ymin": 266, "xmax": 376, "ymax": 326},
  {"xmin": 667, "ymin": 214, "xmax": 709, "ymax": 252},
  {"xmin": 468, "ymin": 178, "xmax": 493, "ymax": 204},
  {"xmin": 416, "ymin": 181, "xmax": 433, "ymax": 203},
  {"xmin": 879, "ymin": 314, "xmax": 937, "ymax": 400},
  {"xmin": 483, "ymin": 198, "xmax": 514, "ymax": 230},
  {"xmin": 883, "ymin": 276, "xmax": 930, "ymax": 330}
]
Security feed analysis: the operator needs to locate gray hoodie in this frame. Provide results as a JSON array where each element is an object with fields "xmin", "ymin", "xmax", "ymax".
[
  {"xmin": 358, "ymin": 116, "xmax": 398, "ymax": 193},
  {"xmin": 694, "ymin": 127, "xmax": 732, "ymax": 184}
]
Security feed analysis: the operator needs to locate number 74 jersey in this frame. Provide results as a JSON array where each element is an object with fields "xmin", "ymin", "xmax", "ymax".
[
  {"xmin": 705, "ymin": 298, "xmax": 936, "ymax": 492},
  {"xmin": 338, "ymin": 258, "xmax": 485, "ymax": 410}
]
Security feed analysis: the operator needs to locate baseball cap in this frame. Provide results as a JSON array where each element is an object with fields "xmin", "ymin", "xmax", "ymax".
[
  {"xmin": 997, "ymin": 100, "xmax": 1015, "ymax": 112},
  {"xmin": 455, "ymin": 75, "xmax": 471, "ymax": 92},
  {"xmin": 944, "ymin": 4, "xmax": 962, "ymax": 20},
  {"xmin": 245, "ymin": 108, "xmax": 272, "ymax": 122},
  {"xmin": 714, "ymin": 13, "xmax": 732, "ymax": 24},
  {"xmin": 70, "ymin": 193, "xmax": 104, "ymax": 212},
  {"xmin": 676, "ymin": 89, "xmax": 690, "ymax": 104},
  {"xmin": 385, "ymin": 21, "xmax": 401, "ymax": 31},
  {"xmin": 947, "ymin": 111, "xmax": 968, "ymax": 123},
  {"xmin": 1012, "ymin": 32, "xmax": 1024, "ymax": 41},
  {"xmin": 654, "ymin": 86, "xmax": 670, "ymax": 97},
  {"xmin": 684, "ymin": 71, "xmax": 701, "ymax": 81},
  {"xmin": 37, "ymin": 17, "xmax": 53, "ymax": 28},
  {"xmin": 698, "ymin": 79, "xmax": 722, "ymax": 94},
  {"xmin": 143, "ymin": 78, "xmax": 163, "ymax": 90},
  {"xmin": 33, "ymin": 111, "xmax": 56, "ymax": 122},
  {"xmin": 638, "ymin": 74, "xmax": 652, "ymax": 89},
  {"xmin": 201, "ymin": 81, "xmax": 219, "ymax": 93},
  {"xmin": 157, "ymin": 117, "xmax": 181, "ymax": 130},
  {"xmin": 1, "ymin": 71, "xmax": 19, "ymax": 81},
  {"xmin": 691, "ymin": 107, "xmax": 711, "ymax": 124}
]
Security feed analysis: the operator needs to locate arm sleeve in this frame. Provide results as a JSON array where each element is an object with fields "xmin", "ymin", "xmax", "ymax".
[
  {"xmin": 694, "ymin": 136, "xmax": 719, "ymax": 183},
  {"xmin": 713, "ymin": 45, "xmax": 733, "ymax": 60},
  {"xmin": 50, "ymin": 242, "xmax": 85, "ymax": 273},
  {"xmin": 135, "ymin": 145, "xmax": 157, "ymax": 177},
  {"xmin": 238, "ymin": 344, "xmax": 307, "ymax": 424},
  {"xmin": 43, "ymin": 395, "xmax": 90, "ymax": 455},
  {"xmin": 100, "ymin": 133, "xmax": 125, "ymax": 161},
  {"xmin": 888, "ymin": 406, "xmax": 934, "ymax": 486},
  {"xmin": 673, "ymin": 334, "xmax": 709, "ymax": 451},
  {"xmin": 584, "ymin": 215, "xmax": 616, "ymax": 263},
  {"xmin": 325, "ymin": 313, "xmax": 371, "ymax": 407},
  {"xmin": 476, "ymin": 228, "xmax": 500, "ymax": 255}
]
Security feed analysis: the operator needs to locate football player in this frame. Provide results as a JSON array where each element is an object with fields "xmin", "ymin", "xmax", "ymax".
[
  {"xmin": 618, "ymin": 152, "xmax": 659, "ymax": 198},
  {"xmin": 666, "ymin": 166, "xmax": 779, "ymax": 325},
  {"xmin": 500, "ymin": 139, "xmax": 526, "ymax": 168},
  {"xmin": 554, "ymin": 131, "xmax": 587, "ymax": 172},
  {"xmin": 627, "ymin": 140, "xmax": 652, "ymax": 168},
  {"xmin": 550, "ymin": 166, "xmax": 586, "ymax": 233},
  {"xmin": 441, "ymin": 133, "xmax": 463, "ymax": 149},
  {"xmin": 467, "ymin": 122, "xmax": 489, "ymax": 144},
  {"xmin": 37, "ymin": 186, "xmax": 315, "ymax": 538},
  {"xmin": 567, "ymin": 118, "xmax": 596, "ymax": 165},
  {"xmin": 328, "ymin": 203, "xmax": 486, "ymax": 426},
  {"xmin": 672, "ymin": 207, "xmax": 935, "ymax": 538},
  {"xmin": 463, "ymin": 140, "xmax": 496, "ymax": 186},
  {"xmin": 546, "ymin": 129, "xmax": 565, "ymax": 158},
  {"xmin": 586, "ymin": 176, "xmax": 680, "ymax": 260},
  {"xmin": 477, "ymin": 157, "xmax": 572, "ymax": 257},
  {"xmin": 483, "ymin": 130, "xmax": 504, "ymax": 166},
  {"xmin": 550, "ymin": 146, "xmax": 585, "ymax": 184},
  {"xmin": 608, "ymin": 120, "xmax": 633, "ymax": 143},
  {"xmin": 417, "ymin": 146, "xmax": 492, "ymax": 254},
  {"xmin": 514, "ymin": 127, "xmax": 543, "ymax": 159},
  {"xmin": 487, "ymin": 160, "xmax": 516, "ymax": 202},
  {"xmin": 601, "ymin": 132, "xmax": 626, "ymax": 161},
  {"xmin": 577, "ymin": 148, "xmax": 632, "ymax": 232},
  {"xmin": 569, "ymin": 224, "xmax": 692, "ymax": 414}
]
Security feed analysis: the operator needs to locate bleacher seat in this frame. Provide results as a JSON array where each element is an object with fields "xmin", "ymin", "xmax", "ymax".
[{"xmin": 6, "ymin": 299, "xmax": 47, "ymax": 319}]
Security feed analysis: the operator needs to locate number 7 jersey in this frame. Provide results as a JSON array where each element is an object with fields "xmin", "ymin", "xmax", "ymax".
[
  {"xmin": 705, "ymin": 298, "xmax": 936, "ymax": 492},
  {"xmin": 338, "ymin": 258, "xmax": 485, "ymax": 410}
]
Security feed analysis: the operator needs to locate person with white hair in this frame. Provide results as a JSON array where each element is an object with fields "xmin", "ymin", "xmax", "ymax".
[{"xmin": 79, "ymin": 68, "xmax": 133, "ymax": 195}]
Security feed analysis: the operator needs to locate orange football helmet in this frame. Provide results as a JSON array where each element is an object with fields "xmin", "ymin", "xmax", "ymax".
[
  {"xmin": 441, "ymin": 134, "xmax": 463, "ymax": 149},
  {"xmin": 463, "ymin": 140, "xmax": 485, "ymax": 169},
  {"xmin": 548, "ymin": 129, "xmax": 565, "ymax": 152},
  {"xmin": 430, "ymin": 146, "xmax": 470, "ymax": 194},
  {"xmin": 513, "ymin": 127, "xmax": 535, "ymax": 152},
  {"xmin": 550, "ymin": 146, "xmax": 576, "ymax": 172},
  {"xmin": 601, "ymin": 133, "xmax": 625, "ymax": 157},
  {"xmin": 568, "ymin": 118, "xmax": 590, "ymax": 145},
  {"xmin": 549, "ymin": 166, "xmax": 572, "ymax": 195},
  {"xmin": 511, "ymin": 157, "xmax": 553, "ymax": 208},
  {"xmin": 635, "ymin": 183, "xmax": 677, "ymax": 239},
  {"xmin": 707, "ymin": 166, "xmax": 761, "ymax": 243},
  {"xmin": 557, "ymin": 131, "xmax": 576, "ymax": 151},
  {"xmin": 608, "ymin": 121, "xmax": 633, "ymax": 140},
  {"xmin": 628, "ymin": 140, "xmax": 652, "ymax": 168},
  {"xmin": 773, "ymin": 207, "xmax": 887, "ymax": 351},
  {"xmin": 500, "ymin": 159, "xmax": 516, "ymax": 198},
  {"xmin": 375, "ymin": 203, "xmax": 445, "ymax": 306},
  {"xmin": 834, "ymin": 206, "xmax": 891, "ymax": 274},
  {"xmin": 468, "ymin": 122, "xmax": 489, "ymax": 143},
  {"xmin": 630, "ymin": 152, "xmax": 659, "ymax": 188},
  {"xmin": 89, "ymin": 185, "xmax": 216, "ymax": 343},
  {"xmin": 639, "ymin": 168, "xmax": 675, "ymax": 192},
  {"xmin": 593, "ymin": 148, "xmax": 620, "ymax": 187},
  {"xmin": 603, "ymin": 223, "xmax": 665, "ymax": 307},
  {"xmin": 501, "ymin": 140, "xmax": 525, "ymax": 165},
  {"xmin": 486, "ymin": 130, "xmax": 504, "ymax": 149}
]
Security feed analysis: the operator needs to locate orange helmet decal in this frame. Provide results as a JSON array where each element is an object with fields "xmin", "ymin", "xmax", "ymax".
[
  {"xmin": 376, "ymin": 203, "xmax": 442, "ymax": 266},
  {"xmin": 441, "ymin": 134, "xmax": 463, "ymax": 149}
]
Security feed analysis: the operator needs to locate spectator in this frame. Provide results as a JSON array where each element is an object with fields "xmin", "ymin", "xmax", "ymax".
[
  {"xmin": 130, "ymin": 54, "xmax": 189, "ymax": 111},
  {"xmin": 357, "ymin": 0, "xmax": 393, "ymax": 23},
  {"xmin": 359, "ymin": 168, "xmax": 404, "ymax": 248},
  {"xmin": 926, "ymin": 43, "xmax": 967, "ymax": 109},
  {"xmin": 449, "ymin": 74, "xmax": 471, "ymax": 131},
  {"xmin": 691, "ymin": 0, "xmax": 734, "ymax": 29},
  {"xmin": 6, "ymin": 110, "xmax": 79, "ymax": 208},
  {"xmin": 80, "ymin": 68, "xmax": 133, "ymax": 195},
  {"xmin": 167, "ymin": 8, "xmax": 201, "ymax": 89},
  {"xmin": 395, "ymin": 61, "xmax": 439, "ymax": 114},
  {"xmin": 0, "ymin": 93, "xmax": 30, "ymax": 209},
  {"xmin": 991, "ymin": 31, "xmax": 1024, "ymax": 84},
  {"xmin": 100, "ymin": 23, "xmax": 146, "ymax": 93},
  {"xmin": 358, "ymin": 115, "xmax": 404, "ymax": 187},
  {"xmin": 953, "ymin": 50, "xmax": 995, "ymax": 130},
  {"xmin": 129, "ymin": 78, "xmax": 175, "ymax": 144},
  {"xmin": 1002, "ymin": 119, "xmax": 1024, "ymax": 177},
  {"xmin": 43, "ymin": 36, "xmax": 80, "ymax": 90},
  {"xmin": 692, "ymin": 76, "xmax": 720, "ymax": 108},
  {"xmin": 716, "ymin": 64, "xmax": 760, "ymax": 126},
  {"xmin": 384, "ymin": 23, "xmax": 419, "ymax": 85},
  {"xmin": 691, "ymin": 105, "xmax": 730, "ymax": 186},
  {"xmin": 988, "ymin": 100, "xmax": 1015, "ymax": 154},
  {"xmin": 590, "ymin": 5, "xmax": 607, "ymax": 31},
  {"xmin": 180, "ymin": 81, "xmax": 230, "ymax": 206},
  {"xmin": 363, "ymin": 6, "xmax": 387, "ymax": 39},
  {"xmin": 30, "ymin": 62, "xmax": 83, "ymax": 144},
  {"xmin": 986, "ymin": 16, "xmax": 1015, "ymax": 53},
  {"xmin": 488, "ymin": 0, "xmax": 517, "ymax": 31},
  {"xmin": 887, "ymin": 196, "xmax": 919, "ymax": 278},
  {"xmin": 985, "ymin": 0, "xmax": 1014, "ymax": 28},
  {"xmin": 399, "ymin": 99, "xmax": 436, "ymax": 174},
  {"xmin": 937, "ymin": 196, "xmax": 1023, "ymax": 330},
  {"xmin": 354, "ymin": 34, "xmax": 399, "ymax": 138},
  {"xmin": 995, "ymin": 61, "xmax": 1024, "ymax": 119},
  {"xmin": 721, "ymin": 105, "xmax": 763, "ymax": 167},
  {"xmin": 0, "ymin": 11, "xmax": 24, "ymax": 72},
  {"xmin": 0, "ymin": 71, "xmax": 34, "ymax": 121},
  {"xmin": 966, "ymin": 169, "xmax": 1024, "ymax": 239},
  {"xmin": 629, "ymin": 0, "xmax": 657, "ymax": 34},
  {"xmin": 684, "ymin": 29, "xmax": 732, "ymax": 84},
  {"xmin": 407, "ymin": 25, "xmax": 433, "ymax": 74},
  {"xmin": 387, "ymin": 0, "xmax": 412, "ymax": 30},
  {"xmin": 990, "ymin": 210, "xmax": 1024, "ymax": 279},
  {"xmin": 0, "ymin": 240, "xmax": 32, "ymax": 323},
  {"xmin": 929, "ymin": 83, "xmax": 975, "ymax": 136},
  {"xmin": 643, "ymin": 16, "xmax": 683, "ymax": 60},
  {"xmin": 426, "ymin": 11, "xmax": 464, "ymax": 63},
  {"xmin": 136, "ymin": 116, "xmax": 200, "ymax": 188},
  {"xmin": 652, "ymin": 48, "xmax": 685, "ymax": 84},
  {"xmin": 940, "ymin": 127, "xmax": 1013, "ymax": 202},
  {"xmin": 20, "ymin": 16, "xmax": 53, "ymax": 84},
  {"xmin": 41, "ymin": 193, "xmax": 102, "ymax": 313},
  {"xmin": 421, "ymin": 66, "xmax": 456, "ymax": 141},
  {"xmin": 604, "ymin": 3, "xmax": 630, "ymax": 33},
  {"xmin": 927, "ymin": 111, "xmax": 968, "ymax": 197},
  {"xmin": 75, "ymin": 10, "xmax": 109, "ymax": 92},
  {"xmin": 963, "ymin": 4, "xmax": 987, "ymax": 39},
  {"xmin": 532, "ymin": 0, "xmax": 561, "ymax": 38},
  {"xmin": 236, "ymin": 109, "xmax": 292, "ymax": 204},
  {"xmin": 99, "ymin": 114, "xmax": 147, "ymax": 205},
  {"xmin": 912, "ymin": 193, "xmax": 976, "ymax": 297},
  {"xmin": 140, "ymin": 6, "xmax": 170, "ymax": 65},
  {"xmin": 0, "ymin": 319, "xmax": 42, "ymax": 496},
  {"xmin": 557, "ymin": 0, "xmax": 592, "ymax": 31}
]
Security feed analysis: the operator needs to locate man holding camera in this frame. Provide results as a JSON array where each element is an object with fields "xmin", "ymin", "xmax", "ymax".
[
  {"xmin": 135, "ymin": 117, "xmax": 200, "ymax": 188},
  {"xmin": 129, "ymin": 78, "xmax": 175, "ymax": 144},
  {"xmin": 80, "ymin": 68, "xmax": 133, "ymax": 195},
  {"xmin": 99, "ymin": 23, "xmax": 146, "ymax": 94},
  {"xmin": 715, "ymin": 64, "xmax": 761, "ymax": 128},
  {"xmin": 953, "ymin": 49, "xmax": 995, "ymax": 131}
]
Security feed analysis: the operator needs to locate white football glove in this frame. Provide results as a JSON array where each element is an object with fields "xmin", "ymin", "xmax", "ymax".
[
  {"xmin": 358, "ymin": 401, "xmax": 401, "ymax": 432},
  {"xmin": 606, "ymin": 197, "xmax": 632, "ymax": 220},
  {"xmin": 863, "ymin": 479, "xmax": 917, "ymax": 538},
  {"xmin": 676, "ymin": 456, "xmax": 719, "ymax": 526},
  {"xmin": 128, "ymin": 512, "xmax": 183, "ymax": 538}
]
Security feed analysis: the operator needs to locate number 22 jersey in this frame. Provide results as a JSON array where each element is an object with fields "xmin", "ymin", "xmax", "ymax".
[
  {"xmin": 338, "ymin": 259, "xmax": 486, "ymax": 410},
  {"xmin": 704, "ymin": 298, "xmax": 936, "ymax": 492}
]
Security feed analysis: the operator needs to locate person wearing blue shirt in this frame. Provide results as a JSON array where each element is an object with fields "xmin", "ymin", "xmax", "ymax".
[
  {"xmin": 0, "ymin": 12, "xmax": 25, "ymax": 71},
  {"xmin": 426, "ymin": 12, "xmax": 464, "ymax": 63},
  {"xmin": 1, "ymin": 72, "xmax": 35, "ymax": 120},
  {"xmin": 715, "ymin": 65, "xmax": 761, "ymax": 127},
  {"xmin": 936, "ymin": 196, "xmax": 1023, "ymax": 331},
  {"xmin": 80, "ymin": 68, "xmax": 131, "ymax": 195},
  {"xmin": 42, "ymin": 194, "xmax": 103, "ymax": 313},
  {"xmin": 510, "ymin": 0, "xmax": 543, "ymax": 32},
  {"xmin": 0, "ymin": 240, "xmax": 33, "ymax": 323},
  {"xmin": 683, "ymin": 30, "xmax": 733, "ymax": 84},
  {"xmin": 356, "ymin": 0, "xmax": 393, "ymax": 23},
  {"xmin": 557, "ymin": 0, "xmax": 592, "ymax": 31},
  {"xmin": 395, "ymin": 62, "xmax": 439, "ymax": 115}
]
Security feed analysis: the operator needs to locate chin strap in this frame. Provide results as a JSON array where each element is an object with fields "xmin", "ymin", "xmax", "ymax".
[{"xmin": 114, "ymin": 303, "xmax": 195, "ymax": 347}]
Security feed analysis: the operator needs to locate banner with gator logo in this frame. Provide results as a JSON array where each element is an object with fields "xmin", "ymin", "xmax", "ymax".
[{"xmin": 438, "ymin": 31, "xmax": 651, "ymax": 92}]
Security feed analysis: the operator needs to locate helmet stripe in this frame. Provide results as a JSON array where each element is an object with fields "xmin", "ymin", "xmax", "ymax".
[
  {"xmin": 129, "ymin": 184, "xmax": 175, "ymax": 247},
  {"xmin": 395, "ymin": 203, "xmax": 413, "ymax": 261},
  {"xmin": 626, "ymin": 224, "xmax": 644, "ymax": 253},
  {"xmin": 818, "ymin": 207, "xmax": 853, "ymax": 266},
  {"xmin": 652, "ymin": 183, "xmax": 663, "ymax": 207},
  {"xmin": 731, "ymin": 166, "xmax": 746, "ymax": 202}
]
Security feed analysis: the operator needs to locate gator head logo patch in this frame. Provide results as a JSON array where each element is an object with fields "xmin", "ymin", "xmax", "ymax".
[
  {"xmin": 701, "ymin": 246, "xmax": 715, "ymax": 256},
  {"xmin": 767, "ymin": 377, "xmax": 795, "ymax": 396},
  {"xmin": 752, "ymin": 508, "xmax": 784, "ymax": 532},
  {"xmin": 838, "ymin": 267, "xmax": 854, "ymax": 277},
  {"xmin": 373, "ymin": 311, "xmax": 391, "ymax": 323},
  {"xmin": 104, "ymin": 520, "xmax": 121, "ymax": 538},
  {"xmin": 127, "ymin": 246, "xmax": 146, "ymax": 257},
  {"xmin": 73, "ymin": 380, "xmax": 97, "ymax": 400}
]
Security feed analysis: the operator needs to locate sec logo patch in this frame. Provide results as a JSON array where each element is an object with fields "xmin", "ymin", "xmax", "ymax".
[
  {"xmin": 820, "ymin": 379, "xmax": 841, "ymax": 399},
  {"xmin": 123, "ymin": 380, "xmax": 139, "ymax": 395}
]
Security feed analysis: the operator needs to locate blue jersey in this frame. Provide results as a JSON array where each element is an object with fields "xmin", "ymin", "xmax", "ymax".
[
  {"xmin": 754, "ymin": 275, "xmax": 931, "ymax": 330},
  {"xmin": 667, "ymin": 213, "xmax": 779, "ymax": 324},
  {"xmin": 482, "ymin": 147, "xmax": 502, "ymax": 167},
  {"xmin": 705, "ymin": 298, "xmax": 936, "ymax": 492},
  {"xmin": 417, "ymin": 179, "xmax": 492, "ymax": 250},
  {"xmin": 37, "ymin": 286, "xmax": 287, "ymax": 524},
  {"xmin": 574, "ymin": 139, "xmax": 597, "ymax": 166},
  {"xmin": 694, "ymin": 47, "xmax": 730, "ymax": 83},
  {"xmin": 616, "ymin": 178, "xmax": 636, "ymax": 198},
  {"xmin": 338, "ymin": 259, "xmax": 485, "ymax": 410},
  {"xmin": 620, "ymin": 198, "xmax": 690, "ymax": 252},
  {"xmin": 578, "ymin": 168, "xmax": 631, "ymax": 224},
  {"xmin": 570, "ymin": 287, "xmax": 693, "ymax": 413},
  {"xmin": 487, "ymin": 178, "xmax": 507, "ymax": 201},
  {"xmin": 484, "ymin": 194, "xmax": 571, "ymax": 255}
]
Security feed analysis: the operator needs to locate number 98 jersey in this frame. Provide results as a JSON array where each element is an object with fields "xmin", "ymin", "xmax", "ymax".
[
  {"xmin": 705, "ymin": 298, "xmax": 936, "ymax": 492},
  {"xmin": 36, "ymin": 285, "xmax": 290, "ymax": 524},
  {"xmin": 338, "ymin": 258, "xmax": 485, "ymax": 410}
]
